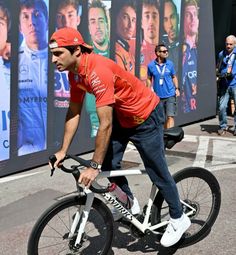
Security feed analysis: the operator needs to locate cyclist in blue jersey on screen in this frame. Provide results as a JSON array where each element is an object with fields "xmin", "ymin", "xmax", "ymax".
[
  {"xmin": 0, "ymin": 1, "xmax": 11, "ymax": 161},
  {"xmin": 18, "ymin": 0, "xmax": 48, "ymax": 156},
  {"xmin": 181, "ymin": 0, "xmax": 199, "ymax": 113}
]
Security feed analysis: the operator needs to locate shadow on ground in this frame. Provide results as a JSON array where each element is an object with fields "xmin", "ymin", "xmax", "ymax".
[
  {"xmin": 108, "ymin": 221, "xmax": 184, "ymax": 255},
  {"xmin": 200, "ymin": 124, "xmax": 219, "ymax": 134}
]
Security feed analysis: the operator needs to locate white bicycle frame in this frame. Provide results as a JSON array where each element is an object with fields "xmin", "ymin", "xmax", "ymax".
[{"xmin": 69, "ymin": 169, "xmax": 196, "ymax": 247}]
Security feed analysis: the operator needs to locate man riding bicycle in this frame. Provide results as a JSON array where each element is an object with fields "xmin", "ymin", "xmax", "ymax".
[{"xmin": 49, "ymin": 27, "xmax": 191, "ymax": 247}]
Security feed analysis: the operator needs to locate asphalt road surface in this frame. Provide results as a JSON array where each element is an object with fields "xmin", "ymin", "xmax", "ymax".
[{"xmin": 0, "ymin": 117, "xmax": 235, "ymax": 255}]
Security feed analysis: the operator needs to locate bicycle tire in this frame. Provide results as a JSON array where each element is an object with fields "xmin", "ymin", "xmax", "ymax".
[
  {"xmin": 151, "ymin": 167, "xmax": 221, "ymax": 248},
  {"xmin": 28, "ymin": 195, "xmax": 114, "ymax": 255}
]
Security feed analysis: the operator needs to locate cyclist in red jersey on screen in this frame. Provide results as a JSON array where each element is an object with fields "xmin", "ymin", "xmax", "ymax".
[{"xmin": 49, "ymin": 27, "xmax": 191, "ymax": 247}]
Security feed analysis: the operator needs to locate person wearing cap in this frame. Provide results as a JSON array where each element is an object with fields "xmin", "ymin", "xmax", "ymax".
[
  {"xmin": 49, "ymin": 27, "xmax": 191, "ymax": 248},
  {"xmin": 18, "ymin": 0, "xmax": 48, "ymax": 156}
]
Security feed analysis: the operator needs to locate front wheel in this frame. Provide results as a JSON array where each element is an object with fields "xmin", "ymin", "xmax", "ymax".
[
  {"xmin": 152, "ymin": 167, "xmax": 221, "ymax": 247},
  {"xmin": 28, "ymin": 195, "xmax": 114, "ymax": 255}
]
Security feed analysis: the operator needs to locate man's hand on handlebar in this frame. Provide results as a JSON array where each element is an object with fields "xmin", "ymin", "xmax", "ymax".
[
  {"xmin": 78, "ymin": 168, "xmax": 99, "ymax": 188},
  {"xmin": 49, "ymin": 151, "xmax": 66, "ymax": 170}
]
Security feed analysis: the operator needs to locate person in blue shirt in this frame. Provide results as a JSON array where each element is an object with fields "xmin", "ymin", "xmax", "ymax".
[
  {"xmin": 216, "ymin": 35, "xmax": 236, "ymax": 136},
  {"xmin": 147, "ymin": 44, "xmax": 180, "ymax": 128}
]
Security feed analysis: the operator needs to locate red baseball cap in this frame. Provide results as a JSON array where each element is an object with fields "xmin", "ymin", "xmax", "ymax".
[{"xmin": 49, "ymin": 27, "xmax": 93, "ymax": 52}]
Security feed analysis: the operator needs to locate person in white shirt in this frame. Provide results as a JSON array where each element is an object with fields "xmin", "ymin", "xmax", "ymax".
[
  {"xmin": 0, "ymin": 1, "xmax": 11, "ymax": 161},
  {"xmin": 18, "ymin": 0, "xmax": 48, "ymax": 155}
]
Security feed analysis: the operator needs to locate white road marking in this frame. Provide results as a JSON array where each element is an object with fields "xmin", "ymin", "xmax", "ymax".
[
  {"xmin": 183, "ymin": 135, "xmax": 198, "ymax": 142},
  {"xmin": 185, "ymin": 134, "xmax": 236, "ymax": 169},
  {"xmin": 212, "ymin": 139, "xmax": 236, "ymax": 165},
  {"xmin": 208, "ymin": 164, "xmax": 236, "ymax": 172},
  {"xmin": 192, "ymin": 136, "xmax": 209, "ymax": 168},
  {"xmin": 0, "ymin": 171, "xmax": 43, "ymax": 184}
]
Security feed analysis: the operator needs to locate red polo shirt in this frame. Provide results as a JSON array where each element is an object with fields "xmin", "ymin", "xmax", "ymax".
[{"xmin": 69, "ymin": 52, "xmax": 159, "ymax": 128}]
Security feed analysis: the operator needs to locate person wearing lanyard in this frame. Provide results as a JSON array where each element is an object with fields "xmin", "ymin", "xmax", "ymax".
[{"xmin": 147, "ymin": 44, "xmax": 180, "ymax": 128}]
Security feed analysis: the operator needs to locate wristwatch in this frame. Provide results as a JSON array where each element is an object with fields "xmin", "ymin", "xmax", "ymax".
[{"xmin": 90, "ymin": 160, "xmax": 102, "ymax": 171}]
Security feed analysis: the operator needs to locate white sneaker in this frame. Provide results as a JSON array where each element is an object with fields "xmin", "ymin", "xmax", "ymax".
[
  {"xmin": 112, "ymin": 197, "xmax": 141, "ymax": 221},
  {"xmin": 131, "ymin": 197, "xmax": 141, "ymax": 215},
  {"xmin": 160, "ymin": 213, "xmax": 191, "ymax": 247}
]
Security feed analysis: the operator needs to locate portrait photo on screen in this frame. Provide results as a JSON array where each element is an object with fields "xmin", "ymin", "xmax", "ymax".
[
  {"xmin": 113, "ymin": 0, "xmax": 137, "ymax": 75},
  {"xmin": 0, "ymin": 1, "xmax": 11, "ymax": 161},
  {"xmin": 139, "ymin": 0, "xmax": 160, "ymax": 83},
  {"xmin": 54, "ymin": 0, "xmax": 82, "ymax": 109},
  {"xmin": 161, "ymin": 0, "xmax": 181, "ymax": 76},
  {"xmin": 52, "ymin": 0, "xmax": 82, "ymax": 148},
  {"xmin": 88, "ymin": 0, "xmax": 111, "ymax": 57},
  {"xmin": 86, "ymin": 0, "xmax": 111, "ymax": 138},
  {"xmin": 17, "ymin": 0, "xmax": 49, "ymax": 156},
  {"xmin": 181, "ymin": 0, "xmax": 199, "ymax": 114}
]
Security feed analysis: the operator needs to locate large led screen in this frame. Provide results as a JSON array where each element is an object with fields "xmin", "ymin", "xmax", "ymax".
[{"xmin": 0, "ymin": 0, "xmax": 216, "ymax": 177}]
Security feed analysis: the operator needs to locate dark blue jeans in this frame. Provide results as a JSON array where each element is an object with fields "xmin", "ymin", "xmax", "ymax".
[
  {"xmin": 218, "ymin": 85, "xmax": 236, "ymax": 129},
  {"xmin": 102, "ymin": 103, "xmax": 182, "ymax": 219}
]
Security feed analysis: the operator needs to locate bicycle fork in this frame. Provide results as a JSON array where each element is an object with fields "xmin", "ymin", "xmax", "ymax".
[{"xmin": 68, "ymin": 188, "xmax": 95, "ymax": 247}]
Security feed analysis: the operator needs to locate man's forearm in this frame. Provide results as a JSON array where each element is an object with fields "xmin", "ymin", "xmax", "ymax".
[
  {"xmin": 172, "ymin": 76, "xmax": 179, "ymax": 89},
  {"xmin": 92, "ymin": 124, "xmax": 112, "ymax": 165}
]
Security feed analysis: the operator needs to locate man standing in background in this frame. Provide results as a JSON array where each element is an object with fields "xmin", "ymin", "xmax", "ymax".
[
  {"xmin": 0, "ymin": 1, "xmax": 11, "ymax": 160},
  {"xmin": 163, "ymin": 0, "xmax": 180, "ymax": 75},
  {"xmin": 147, "ymin": 44, "xmax": 180, "ymax": 128},
  {"xmin": 18, "ymin": 0, "xmax": 48, "ymax": 155},
  {"xmin": 140, "ymin": 0, "xmax": 160, "ymax": 83},
  {"xmin": 216, "ymin": 35, "xmax": 236, "ymax": 136}
]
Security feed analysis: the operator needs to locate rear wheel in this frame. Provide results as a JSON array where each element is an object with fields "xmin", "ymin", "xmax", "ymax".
[
  {"xmin": 151, "ymin": 167, "xmax": 221, "ymax": 247},
  {"xmin": 28, "ymin": 196, "xmax": 114, "ymax": 255}
]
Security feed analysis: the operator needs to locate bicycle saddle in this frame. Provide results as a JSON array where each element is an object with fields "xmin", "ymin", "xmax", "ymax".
[{"xmin": 163, "ymin": 127, "xmax": 184, "ymax": 149}]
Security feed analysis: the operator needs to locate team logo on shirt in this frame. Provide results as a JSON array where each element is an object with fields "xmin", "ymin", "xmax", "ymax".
[{"xmin": 19, "ymin": 64, "xmax": 29, "ymax": 74}]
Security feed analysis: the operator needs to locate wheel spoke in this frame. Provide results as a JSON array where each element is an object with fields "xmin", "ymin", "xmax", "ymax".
[
  {"xmin": 28, "ymin": 197, "xmax": 113, "ymax": 255},
  {"xmin": 154, "ymin": 167, "xmax": 221, "ymax": 248}
]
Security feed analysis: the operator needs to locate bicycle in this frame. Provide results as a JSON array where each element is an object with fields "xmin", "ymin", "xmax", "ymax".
[{"xmin": 27, "ymin": 127, "xmax": 221, "ymax": 255}]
